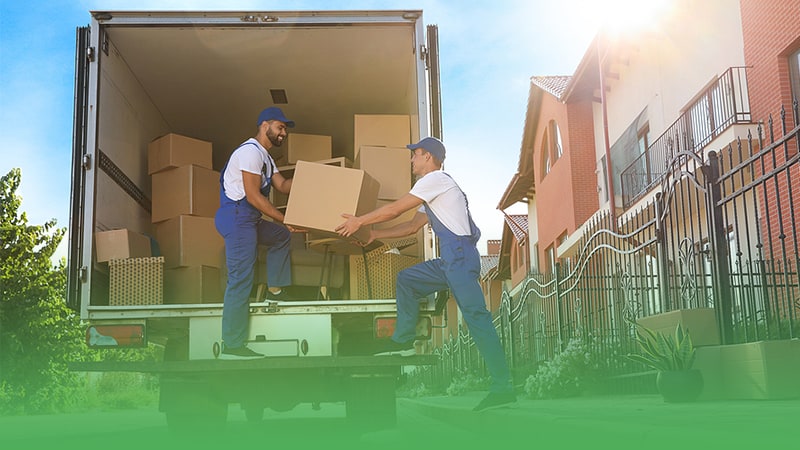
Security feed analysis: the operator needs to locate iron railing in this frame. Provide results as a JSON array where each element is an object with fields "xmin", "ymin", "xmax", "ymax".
[
  {"xmin": 416, "ymin": 100, "xmax": 799, "ymax": 392},
  {"xmin": 620, "ymin": 67, "xmax": 751, "ymax": 209}
]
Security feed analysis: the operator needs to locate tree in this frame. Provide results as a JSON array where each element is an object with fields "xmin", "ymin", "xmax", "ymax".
[{"xmin": 0, "ymin": 168, "xmax": 86, "ymax": 414}]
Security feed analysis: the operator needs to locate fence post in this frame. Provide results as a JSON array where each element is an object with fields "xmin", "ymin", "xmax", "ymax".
[
  {"xmin": 505, "ymin": 291, "xmax": 515, "ymax": 373},
  {"xmin": 654, "ymin": 192, "xmax": 673, "ymax": 311},
  {"xmin": 705, "ymin": 151, "xmax": 735, "ymax": 344},
  {"xmin": 554, "ymin": 262, "xmax": 565, "ymax": 350}
]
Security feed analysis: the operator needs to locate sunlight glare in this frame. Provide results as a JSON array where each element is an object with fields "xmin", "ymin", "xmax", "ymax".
[{"xmin": 594, "ymin": 0, "xmax": 673, "ymax": 36}]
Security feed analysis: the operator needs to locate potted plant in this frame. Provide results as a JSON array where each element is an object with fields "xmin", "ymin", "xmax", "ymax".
[{"xmin": 627, "ymin": 322, "xmax": 704, "ymax": 403}]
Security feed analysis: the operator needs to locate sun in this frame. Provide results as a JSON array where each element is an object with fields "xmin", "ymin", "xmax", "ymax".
[{"xmin": 598, "ymin": 0, "xmax": 674, "ymax": 36}]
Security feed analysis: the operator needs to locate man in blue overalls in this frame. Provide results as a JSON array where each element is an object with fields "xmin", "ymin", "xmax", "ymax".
[
  {"xmin": 335, "ymin": 137, "xmax": 516, "ymax": 411},
  {"xmin": 215, "ymin": 107, "xmax": 296, "ymax": 359}
]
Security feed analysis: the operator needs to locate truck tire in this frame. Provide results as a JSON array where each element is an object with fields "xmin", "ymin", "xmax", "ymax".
[
  {"xmin": 160, "ymin": 375, "xmax": 228, "ymax": 433},
  {"xmin": 345, "ymin": 374, "xmax": 397, "ymax": 430},
  {"xmin": 243, "ymin": 403, "xmax": 265, "ymax": 422}
]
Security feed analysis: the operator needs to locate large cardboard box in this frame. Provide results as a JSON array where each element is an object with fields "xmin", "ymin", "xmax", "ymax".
[
  {"xmin": 284, "ymin": 160, "xmax": 380, "ymax": 245},
  {"xmin": 151, "ymin": 164, "xmax": 220, "ymax": 223},
  {"xmin": 147, "ymin": 133, "xmax": 212, "ymax": 175},
  {"xmin": 271, "ymin": 157, "xmax": 351, "ymax": 211},
  {"xmin": 637, "ymin": 308, "xmax": 721, "ymax": 347},
  {"xmin": 356, "ymin": 146, "xmax": 412, "ymax": 200},
  {"xmin": 282, "ymin": 133, "xmax": 332, "ymax": 164},
  {"xmin": 95, "ymin": 229, "xmax": 152, "ymax": 263},
  {"xmin": 155, "ymin": 215, "xmax": 224, "ymax": 269},
  {"xmin": 720, "ymin": 340, "xmax": 800, "ymax": 399},
  {"xmin": 353, "ymin": 114, "xmax": 410, "ymax": 159},
  {"xmin": 164, "ymin": 265, "xmax": 222, "ymax": 304},
  {"xmin": 109, "ymin": 256, "xmax": 163, "ymax": 306}
]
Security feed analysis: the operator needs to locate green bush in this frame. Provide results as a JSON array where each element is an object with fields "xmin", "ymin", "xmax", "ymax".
[
  {"xmin": 524, "ymin": 338, "xmax": 600, "ymax": 399},
  {"xmin": 445, "ymin": 370, "xmax": 489, "ymax": 396}
]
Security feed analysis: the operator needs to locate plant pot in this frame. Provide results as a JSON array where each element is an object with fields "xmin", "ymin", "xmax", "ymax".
[{"xmin": 656, "ymin": 369, "xmax": 704, "ymax": 403}]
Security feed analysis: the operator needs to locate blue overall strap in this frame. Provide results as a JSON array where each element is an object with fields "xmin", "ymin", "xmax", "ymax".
[
  {"xmin": 220, "ymin": 142, "xmax": 273, "ymax": 202},
  {"xmin": 424, "ymin": 172, "xmax": 481, "ymax": 243}
]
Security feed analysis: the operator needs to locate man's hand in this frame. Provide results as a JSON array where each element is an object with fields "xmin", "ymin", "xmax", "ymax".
[
  {"xmin": 286, "ymin": 224, "xmax": 306, "ymax": 233},
  {"xmin": 335, "ymin": 213, "xmax": 362, "ymax": 238}
]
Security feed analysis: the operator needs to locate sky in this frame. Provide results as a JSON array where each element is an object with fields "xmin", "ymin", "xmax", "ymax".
[{"xmin": 0, "ymin": 0, "xmax": 608, "ymax": 261}]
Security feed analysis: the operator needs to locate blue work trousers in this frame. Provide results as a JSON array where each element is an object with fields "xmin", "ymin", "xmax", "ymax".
[{"xmin": 215, "ymin": 200, "xmax": 291, "ymax": 348}]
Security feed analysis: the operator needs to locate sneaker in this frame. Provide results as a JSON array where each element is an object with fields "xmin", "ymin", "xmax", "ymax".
[
  {"xmin": 263, "ymin": 288, "xmax": 296, "ymax": 302},
  {"xmin": 472, "ymin": 392, "xmax": 517, "ymax": 412},
  {"xmin": 374, "ymin": 339, "xmax": 416, "ymax": 356},
  {"xmin": 220, "ymin": 345, "xmax": 264, "ymax": 360}
]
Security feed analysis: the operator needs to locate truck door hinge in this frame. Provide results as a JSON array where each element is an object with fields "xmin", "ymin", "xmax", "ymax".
[
  {"xmin": 82, "ymin": 154, "xmax": 92, "ymax": 170},
  {"xmin": 79, "ymin": 266, "xmax": 88, "ymax": 283},
  {"xmin": 86, "ymin": 46, "xmax": 95, "ymax": 63},
  {"xmin": 420, "ymin": 44, "xmax": 429, "ymax": 68}
]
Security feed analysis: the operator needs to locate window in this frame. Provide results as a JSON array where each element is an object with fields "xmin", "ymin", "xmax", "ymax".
[
  {"xmin": 541, "ymin": 132, "xmax": 551, "ymax": 176},
  {"xmin": 790, "ymin": 48, "xmax": 800, "ymax": 103},
  {"xmin": 550, "ymin": 120, "xmax": 563, "ymax": 161},
  {"xmin": 545, "ymin": 245, "xmax": 556, "ymax": 275}
]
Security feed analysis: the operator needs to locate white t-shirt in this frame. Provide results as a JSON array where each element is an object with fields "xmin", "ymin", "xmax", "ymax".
[
  {"xmin": 409, "ymin": 170, "xmax": 471, "ymax": 236},
  {"xmin": 222, "ymin": 138, "xmax": 278, "ymax": 201}
]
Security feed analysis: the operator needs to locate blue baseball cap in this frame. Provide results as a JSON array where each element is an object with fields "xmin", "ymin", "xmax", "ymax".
[
  {"xmin": 257, "ymin": 107, "xmax": 295, "ymax": 128},
  {"xmin": 407, "ymin": 137, "xmax": 446, "ymax": 162}
]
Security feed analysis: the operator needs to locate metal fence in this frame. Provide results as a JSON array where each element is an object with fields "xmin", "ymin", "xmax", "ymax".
[
  {"xmin": 620, "ymin": 67, "xmax": 751, "ymax": 209},
  {"xmin": 416, "ymin": 100, "xmax": 799, "ymax": 392}
]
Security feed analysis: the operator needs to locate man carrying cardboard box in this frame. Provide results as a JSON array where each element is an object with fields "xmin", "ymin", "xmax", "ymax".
[
  {"xmin": 215, "ymin": 107, "xmax": 298, "ymax": 359},
  {"xmin": 335, "ymin": 137, "xmax": 516, "ymax": 412}
]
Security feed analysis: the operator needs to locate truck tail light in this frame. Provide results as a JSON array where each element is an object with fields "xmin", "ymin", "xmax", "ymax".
[
  {"xmin": 374, "ymin": 316, "xmax": 432, "ymax": 339},
  {"xmin": 86, "ymin": 324, "xmax": 146, "ymax": 348}
]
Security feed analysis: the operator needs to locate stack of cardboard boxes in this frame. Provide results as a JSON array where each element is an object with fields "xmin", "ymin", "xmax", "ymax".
[
  {"xmin": 148, "ymin": 133, "xmax": 224, "ymax": 304},
  {"xmin": 95, "ymin": 228, "xmax": 162, "ymax": 306},
  {"xmin": 349, "ymin": 114, "xmax": 422, "ymax": 298}
]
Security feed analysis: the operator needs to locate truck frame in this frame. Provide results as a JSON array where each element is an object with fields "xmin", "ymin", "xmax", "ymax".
[{"xmin": 66, "ymin": 10, "xmax": 442, "ymax": 430}]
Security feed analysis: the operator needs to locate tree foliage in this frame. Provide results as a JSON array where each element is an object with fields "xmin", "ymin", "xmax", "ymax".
[{"xmin": 0, "ymin": 168, "xmax": 86, "ymax": 414}]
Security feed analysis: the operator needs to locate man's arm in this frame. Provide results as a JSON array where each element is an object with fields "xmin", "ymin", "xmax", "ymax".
[
  {"xmin": 242, "ymin": 170, "xmax": 285, "ymax": 222},
  {"xmin": 335, "ymin": 193, "xmax": 423, "ymax": 238},
  {"xmin": 369, "ymin": 212, "xmax": 428, "ymax": 242},
  {"xmin": 270, "ymin": 171, "xmax": 292, "ymax": 194}
]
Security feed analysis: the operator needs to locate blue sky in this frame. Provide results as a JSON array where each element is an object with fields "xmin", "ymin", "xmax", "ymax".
[{"xmin": 0, "ymin": 0, "xmax": 603, "ymax": 260}]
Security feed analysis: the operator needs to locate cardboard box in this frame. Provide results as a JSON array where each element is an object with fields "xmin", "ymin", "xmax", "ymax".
[
  {"xmin": 155, "ymin": 215, "xmax": 224, "ymax": 269},
  {"xmin": 271, "ymin": 157, "xmax": 352, "ymax": 211},
  {"xmin": 283, "ymin": 133, "xmax": 332, "ymax": 164},
  {"xmin": 109, "ymin": 257, "xmax": 163, "ymax": 306},
  {"xmin": 349, "ymin": 247, "xmax": 420, "ymax": 299},
  {"xmin": 637, "ymin": 308, "xmax": 721, "ymax": 347},
  {"xmin": 720, "ymin": 340, "xmax": 800, "ymax": 399},
  {"xmin": 284, "ymin": 160, "xmax": 380, "ymax": 245},
  {"xmin": 353, "ymin": 114, "xmax": 410, "ymax": 159},
  {"xmin": 151, "ymin": 164, "xmax": 220, "ymax": 223},
  {"xmin": 147, "ymin": 133, "xmax": 212, "ymax": 175},
  {"xmin": 356, "ymin": 146, "xmax": 412, "ymax": 200},
  {"xmin": 95, "ymin": 229, "xmax": 152, "ymax": 263},
  {"xmin": 164, "ymin": 265, "xmax": 222, "ymax": 304}
]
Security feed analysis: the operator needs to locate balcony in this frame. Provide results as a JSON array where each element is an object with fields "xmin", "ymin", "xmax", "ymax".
[{"xmin": 619, "ymin": 67, "xmax": 751, "ymax": 209}]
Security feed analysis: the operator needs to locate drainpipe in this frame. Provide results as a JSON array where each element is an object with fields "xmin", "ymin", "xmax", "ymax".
[{"xmin": 597, "ymin": 34, "xmax": 618, "ymax": 231}]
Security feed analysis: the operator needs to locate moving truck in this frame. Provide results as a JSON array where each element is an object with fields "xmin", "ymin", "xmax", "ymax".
[{"xmin": 66, "ymin": 10, "xmax": 443, "ymax": 431}]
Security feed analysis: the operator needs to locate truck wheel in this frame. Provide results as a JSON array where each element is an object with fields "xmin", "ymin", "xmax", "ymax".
[
  {"xmin": 161, "ymin": 376, "xmax": 228, "ymax": 433},
  {"xmin": 243, "ymin": 404, "xmax": 265, "ymax": 422},
  {"xmin": 345, "ymin": 374, "xmax": 397, "ymax": 430}
]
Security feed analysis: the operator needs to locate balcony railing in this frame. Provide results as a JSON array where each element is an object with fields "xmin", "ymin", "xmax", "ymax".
[{"xmin": 620, "ymin": 66, "xmax": 751, "ymax": 209}]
